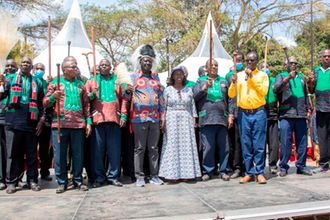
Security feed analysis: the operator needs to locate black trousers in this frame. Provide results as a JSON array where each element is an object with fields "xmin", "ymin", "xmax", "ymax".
[
  {"xmin": 84, "ymin": 135, "xmax": 93, "ymax": 182},
  {"xmin": 5, "ymin": 128, "xmax": 38, "ymax": 184},
  {"xmin": 37, "ymin": 126, "xmax": 51, "ymax": 177},
  {"xmin": 121, "ymin": 126, "xmax": 135, "ymax": 178},
  {"xmin": 228, "ymin": 119, "xmax": 243, "ymax": 172},
  {"xmin": 196, "ymin": 127, "xmax": 203, "ymax": 169},
  {"xmin": 133, "ymin": 122, "xmax": 160, "ymax": 178},
  {"xmin": 266, "ymin": 119, "xmax": 279, "ymax": 168},
  {"xmin": 316, "ymin": 111, "xmax": 330, "ymax": 167},
  {"xmin": 0, "ymin": 124, "xmax": 6, "ymax": 183}
]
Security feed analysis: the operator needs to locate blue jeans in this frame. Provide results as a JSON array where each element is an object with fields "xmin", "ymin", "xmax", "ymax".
[
  {"xmin": 91, "ymin": 122, "xmax": 121, "ymax": 183},
  {"xmin": 238, "ymin": 108, "xmax": 267, "ymax": 176},
  {"xmin": 279, "ymin": 118, "xmax": 307, "ymax": 171},
  {"xmin": 200, "ymin": 125, "xmax": 229, "ymax": 175},
  {"xmin": 52, "ymin": 128, "xmax": 84, "ymax": 186}
]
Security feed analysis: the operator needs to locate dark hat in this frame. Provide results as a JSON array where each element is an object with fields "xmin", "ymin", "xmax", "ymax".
[{"xmin": 140, "ymin": 44, "xmax": 156, "ymax": 59}]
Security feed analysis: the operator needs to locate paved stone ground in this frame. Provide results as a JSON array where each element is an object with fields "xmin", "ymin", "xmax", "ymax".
[{"xmin": 0, "ymin": 165, "xmax": 329, "ymax": 220}]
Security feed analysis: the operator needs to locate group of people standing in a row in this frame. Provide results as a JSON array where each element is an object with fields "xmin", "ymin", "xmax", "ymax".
[{"xmin": 0, "ymin": 45, "xmax": 329, "ymax": 194}]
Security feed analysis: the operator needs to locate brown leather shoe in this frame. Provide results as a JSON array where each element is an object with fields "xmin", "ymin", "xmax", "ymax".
[
  {"xmin": 239, "ymin": 175, "xmax": 253, "ymax": 184},
  {"xmin": 256, "ymin": 175, "xmax": 267, "ymax": 184}
]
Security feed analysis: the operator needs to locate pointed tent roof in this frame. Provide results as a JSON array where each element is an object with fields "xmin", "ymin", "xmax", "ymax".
[
  {"xmin": 33, "ymin": 0, "xmax": 103, "ymax": 78},
  {"xmin": 159, "ymin": 12, "xmax": 233, "ymax": 85}
]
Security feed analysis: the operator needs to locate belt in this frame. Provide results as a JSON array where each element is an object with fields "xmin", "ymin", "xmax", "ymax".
[{"xmin": 238, "ymin": 106, "xmax": 264, "ymax": 114}]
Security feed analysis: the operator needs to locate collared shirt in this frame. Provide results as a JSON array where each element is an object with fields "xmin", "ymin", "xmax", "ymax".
[
  {"xmin": 43, "ymin": 77, "xmax": 91, "ymax": 129},
  {"xmin": 228, "ymin": 68, "xmax": 269, "ymax": 110},
  {"xmin": 193, "ymin": 75, "xmax": 228, "ymax": 127},
  {"xmin": 184, "ymin": 80, "xmax": 196, "ymax": 88},
  {"xmin": 130, "ymin": 72, "xmax": 164, "ymax": 123},
  {"xmin": 85, "ymin": 74, "xmax": 128, "ymax": 125},
  {"xmin": 2, "ymin": 73, "xmax": 44, "ymax": 132},
  {"xmin": 0, "ymin": 73, "xmax": 15, "ymax": 124},
  {"xmin": 273, "ymin": 71, "xmax": 310, "ymax": 118},
  {"xmin": 265, "ymin": 74, "xmax": 278, "ymax": 120},
  {"xmin": 312, "ymin": 65, "xmax": 330, "ymax": 112}
]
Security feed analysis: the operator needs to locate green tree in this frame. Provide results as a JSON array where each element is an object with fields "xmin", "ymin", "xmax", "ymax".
[
  {"xmin": 0, "ymin": 0, "xmax": 57, "ymax": 13},
  {"xmin": 7, "ymin": 39, "xmax": 37, "ymax": 63},
  {"xmin": 295, "ymin": 11, "xmax": 330, "ymax": 70}
]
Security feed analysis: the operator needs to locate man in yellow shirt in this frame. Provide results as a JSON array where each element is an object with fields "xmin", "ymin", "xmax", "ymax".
[{"xmin": 228, "ymin": 51, "xmax": 269, "ymax": 184}]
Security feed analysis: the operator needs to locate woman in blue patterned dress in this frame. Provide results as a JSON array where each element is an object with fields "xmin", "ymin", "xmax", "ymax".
[{"xmin": 159, "ymin": 66, "xmax": 201, "ymax": 182}]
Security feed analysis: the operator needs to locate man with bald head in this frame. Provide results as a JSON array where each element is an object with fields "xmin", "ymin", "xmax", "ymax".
[
  {"xmin": 43, "ymin": 59, "xmax": 91, "ymax": 193},
  {"xmin": 308, "ymin": 49, "xmax": 330, "ymax": 173},
  {"xmin": 0, "ymin": 57, "xmax": 44, "ymax": 193},
  {"xmin": 274, "ymin": 56, "xmax": 312, "ymax": 177}
]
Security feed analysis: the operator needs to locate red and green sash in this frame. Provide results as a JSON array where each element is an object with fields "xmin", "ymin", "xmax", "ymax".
[{"xmin": 9, "ymin": 73, "xmax": 39, "ymax": 120}]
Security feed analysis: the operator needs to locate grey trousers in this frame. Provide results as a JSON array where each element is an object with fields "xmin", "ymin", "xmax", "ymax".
[{"xmin": 133, "ymin": 122, "xmax": 160, "ymax": 178}]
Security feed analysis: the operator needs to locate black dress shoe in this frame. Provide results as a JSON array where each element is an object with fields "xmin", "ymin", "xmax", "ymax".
[
  {"xmin": 296, "ymin": 168, "xmax": 312, "ymax": 176},
  {"xmin": 41, "ymin": 175, "xmax": 53, "ymax": 181},
  {"xmin": 29, "ymin": 182, "xmax": 41, "ymax": 191},
  {"xmin": 92, "ymin": 181, "xmax": 105, "ymax": 188},
  {"xmin": 108, "ymin": 179, "xmax": 123, "ymax": 187}
]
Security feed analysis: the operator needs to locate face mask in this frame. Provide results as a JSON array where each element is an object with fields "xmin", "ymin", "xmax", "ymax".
[
  {"xmin": 34, "ymin": 70, "xmax": 45, "ymax": 79},
  {"xmin": 236, "ymin": 63, "xmax": 244, "ymax": 71},
  {"xmin": 265, "ymin": 69, "xmax": 270, "ymax": 75}
]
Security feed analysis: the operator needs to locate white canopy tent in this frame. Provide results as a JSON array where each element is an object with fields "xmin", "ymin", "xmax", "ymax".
[
  {"xmin": 33, "ymin": 0, "xmax": 103, "ymax": 78},
  {"xmin": 159, "ymin": 12, "xmax": 233, "ymax": 85}
]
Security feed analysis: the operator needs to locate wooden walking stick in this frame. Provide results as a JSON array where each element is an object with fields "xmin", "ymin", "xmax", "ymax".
[
  {"xmin": 263, "ymin": 36, "xmax": 269, "ymax": 72},
  {"xmin": 56, "ymin": 63, "xmax": 61, "ymax": 144},
  {"xmin": 166, "ymin": 38, "xmax": 171, "ymax": 78},
  {"xmin": 91, "ymin": 27, "xmax": 97, "ymax": 86},
  {"xmin": 82, "ymin": 51, "xmax": 93, "ymax": 74},
  {"xmin": 67, "ymin": 41, "xmax": 71, "ymax": 56},
  {"xmin": 48, "ymin": 16, "xmax": 52, "ymax": 78},
  {"xmin": 209, "ymin": 19, "xmax": 213, "ymax": 75},
  {"xmin": 233, "ymin": 51, "xmax": 238, "ymax": 77}
]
